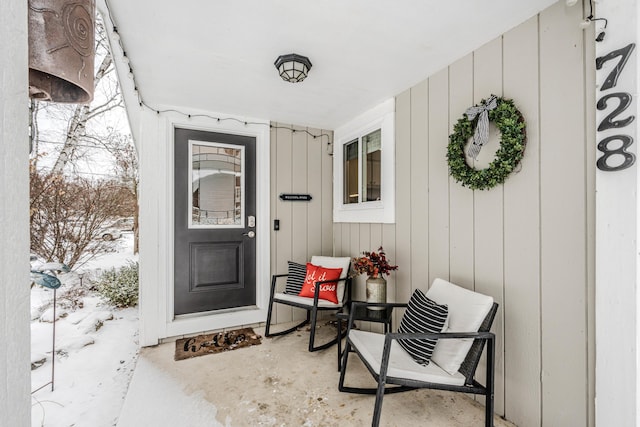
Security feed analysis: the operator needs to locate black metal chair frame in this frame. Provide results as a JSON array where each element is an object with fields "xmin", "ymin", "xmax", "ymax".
[
  {"xmin": 339, "ymin": 301, "xmax": 498, "ymax": 427},
  {"xmin": 265, "ymin": 272, "xmax": 352, "ymax": 352}
]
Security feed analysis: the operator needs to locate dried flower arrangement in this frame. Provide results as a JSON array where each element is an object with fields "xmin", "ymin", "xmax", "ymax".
[{"xmin": 352, "ymin": 247, "xmax": 398, "ymax": 279}]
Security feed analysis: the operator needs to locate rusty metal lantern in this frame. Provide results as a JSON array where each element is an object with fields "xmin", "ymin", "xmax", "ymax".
[{"xmin": 28, "ymin": 0, "xmax": 95, "ymax": 103}]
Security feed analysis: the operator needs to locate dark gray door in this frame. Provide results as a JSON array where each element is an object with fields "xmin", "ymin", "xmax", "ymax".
[{"xmin": 174, "ymin": 128, "xmax": 256, "ymax": 315}]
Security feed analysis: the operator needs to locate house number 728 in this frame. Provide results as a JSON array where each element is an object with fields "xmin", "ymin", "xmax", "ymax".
[{"xmin": 595, "ymin": 43, "xmax": 636, "ymax": 172}]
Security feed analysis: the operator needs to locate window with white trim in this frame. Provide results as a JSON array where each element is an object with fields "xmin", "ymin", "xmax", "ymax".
[
  {"xmin": 333, "ymin": 99, "xmax": 395, "ymax": 223},
  {"xmin": 343, "ymin": 128, "xmax": 382, "ymax": 204}
]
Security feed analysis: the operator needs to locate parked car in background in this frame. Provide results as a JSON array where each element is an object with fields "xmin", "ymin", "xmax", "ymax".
[{"xmin": 98, "ymin": 227, "xmax": 122, "ymax": 241}]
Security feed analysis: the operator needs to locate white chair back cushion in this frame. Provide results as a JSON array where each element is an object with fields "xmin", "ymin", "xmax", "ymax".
[
  {"xmin": 310, "ymin": 256, "xmax": 351, "ymax": 304},
  {"xmin": 426, "ymin": 278, "xmax": 494, "ymax": 375}
]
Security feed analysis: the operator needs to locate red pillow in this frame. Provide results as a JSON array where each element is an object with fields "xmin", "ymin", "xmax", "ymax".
[{"xmin": 298, "ymin": 263, "xmax": 343, "ymax": 304}]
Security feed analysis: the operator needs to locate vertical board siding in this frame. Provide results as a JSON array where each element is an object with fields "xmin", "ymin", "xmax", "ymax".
[
  {"xmin": 427, "ymin": 69, "xmax": 451, "ymax": 285},
  {"xmin": 502, "ymin": 15, "xmax": 542, "ymax": 427},
  {"xmin": 273, "ymin": 124, "xmax": 294, "ymax": 324},
  {"xmin": 269, "ymin": 124, "xmax": 334, "ymax": 325},
  {"xmin": 472, "ymin": 37, "xmax": 506, "ymax": 415},
  {"xmin": 321, "ymin": 129, "xmax": 334, "ymax": 256},
  {"xmin": 410, "ymin": 81, "xmax": 430, "ymax": 292},
  {"xmin": 539, "ymin": 2, "xmax": 589, "ymax": 426},
  {"xmin": 394, "ymin": 90, "xmax": 413, "ymax": 328},
  {"xmin": 292, "ymin": 126, "xmax": 308, "ymax": 261},
  {"xmin": 307, "ymin": 129, "xmax": 322, "ymax": 258},
  {"xmin": 448, "ymin": 55, "xmax": 476, "ymax": 289},
  {"xmin": 291, "ymin": 126, "xmax": 309, "ymax": 323},
  {"xmin": 332, "ymin": 4, "xmax": 594, "ymax": 426}
]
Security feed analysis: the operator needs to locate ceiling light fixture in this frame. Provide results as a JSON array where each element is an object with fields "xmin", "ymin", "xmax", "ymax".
[{"xmin": 274, "ymin": 53, "xmax": 312, "ymax": 83}]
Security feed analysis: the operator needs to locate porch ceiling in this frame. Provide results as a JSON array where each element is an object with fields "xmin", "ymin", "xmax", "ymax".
[{"xmin": 102, "ymin": 0, "xmax": 559, "ymax": 129}]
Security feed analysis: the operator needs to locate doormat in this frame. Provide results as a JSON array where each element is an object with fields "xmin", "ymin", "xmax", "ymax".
[{"xmin": 174, "ymin": 328, "xmax": 262, "ymax": 361}]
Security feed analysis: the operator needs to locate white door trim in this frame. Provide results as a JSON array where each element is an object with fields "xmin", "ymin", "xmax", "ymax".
[{"xmin": 138, "ymin": 111, "xmax": 270, "ymax": 344}]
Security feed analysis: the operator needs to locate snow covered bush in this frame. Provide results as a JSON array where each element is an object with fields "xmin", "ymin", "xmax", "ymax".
[{"xmin": 96, "ymin": 261, "xmax": 139, "ymax": 308}]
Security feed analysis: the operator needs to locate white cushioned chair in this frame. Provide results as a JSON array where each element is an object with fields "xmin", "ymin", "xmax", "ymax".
[
  {"xmin": 265, "ymin": 256, "xmax": 352, "ymax": 352},
  {"xmin": 338, "ymin": 278, "xmax": 498, "ymax": 427}
]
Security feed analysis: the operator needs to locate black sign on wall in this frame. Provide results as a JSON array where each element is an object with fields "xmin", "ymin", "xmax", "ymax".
[{"xmin": 279, "ymin": 193, "xmax": 312, "ymax": 201}]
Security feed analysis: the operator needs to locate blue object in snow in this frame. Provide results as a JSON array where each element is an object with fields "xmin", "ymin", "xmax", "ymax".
[{"xmin": 30, "ymin": 271, "xmax": 62, "ymax": 290}]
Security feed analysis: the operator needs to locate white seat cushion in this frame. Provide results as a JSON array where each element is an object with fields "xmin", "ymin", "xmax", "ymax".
[
  {"xmin": 310, "ymin": 256, "xmax": 351, "ymax": 304},
  {"xmin": 273, "ymin": 292, "xmax": 344, "ymax": 308},
  {"xmin": 349, "ymin": 330, "xmax": 465, "ymax": 386},
  {"xmin": 426, "ymin": 278, "xmax": 494, "ymax": 375}
]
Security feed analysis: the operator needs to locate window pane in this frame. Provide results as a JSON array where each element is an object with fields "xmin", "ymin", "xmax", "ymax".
[
  {"xmin": 343, "ymin": 139, "xmax": 359, "ymax": 204},
  {"xmin": 362, "ymin": 129, "xmax": 381, "ymax": 202},
  {"xmin": 191, "ymin": 143, "xmax": 243, "ymax": 226}
]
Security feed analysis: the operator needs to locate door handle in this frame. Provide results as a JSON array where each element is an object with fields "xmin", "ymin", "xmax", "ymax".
[{"xmin": 242, "ymin": 231, "xmax": 256, "ymax": 238}]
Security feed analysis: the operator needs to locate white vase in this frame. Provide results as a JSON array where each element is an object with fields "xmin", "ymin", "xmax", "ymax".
[{"xmin": 366, "ymin": 276, "xmax": 386, "ymax": 310}]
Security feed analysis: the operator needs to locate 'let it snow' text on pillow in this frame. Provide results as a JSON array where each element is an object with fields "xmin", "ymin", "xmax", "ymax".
[{"xmin": 298, "ymin": 263, "xmax": 342, "ymax": 304}]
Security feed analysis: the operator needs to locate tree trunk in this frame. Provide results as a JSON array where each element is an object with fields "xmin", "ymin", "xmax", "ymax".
[{"xmin": 51, "ymin": 53, "xmax": 113, "ymax": 173}]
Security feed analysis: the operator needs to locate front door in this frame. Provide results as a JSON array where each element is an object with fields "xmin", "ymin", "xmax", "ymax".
[{"xmin": 174, "ymin": 128, "xmax": 256, "ymax": 316}]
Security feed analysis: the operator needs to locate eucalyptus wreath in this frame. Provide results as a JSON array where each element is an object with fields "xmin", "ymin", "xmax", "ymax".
[{"xmin": 446, "ymin": 96, "xmax": 527, "ymax": 190}]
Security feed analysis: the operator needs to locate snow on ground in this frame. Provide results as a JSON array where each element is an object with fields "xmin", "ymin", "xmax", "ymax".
[{"xmin": 30, "ymin": 232, "xmax": 139, "ymax": 427}]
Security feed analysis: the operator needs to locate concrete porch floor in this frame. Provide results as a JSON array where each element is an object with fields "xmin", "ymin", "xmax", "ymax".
[{"xmin": 116, "ymin": 322, "xmax": 515, "ymax": 427}]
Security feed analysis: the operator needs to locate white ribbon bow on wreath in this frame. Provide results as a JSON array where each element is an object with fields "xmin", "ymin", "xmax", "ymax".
[{"xmin": 465, "ymin": 95, "xmax": 498, "ymax": 160}]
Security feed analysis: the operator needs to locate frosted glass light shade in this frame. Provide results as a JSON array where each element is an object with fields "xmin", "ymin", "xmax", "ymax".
[{"xmin": 274, "ymin": 54, "xmax": 312, "ymax": 83}]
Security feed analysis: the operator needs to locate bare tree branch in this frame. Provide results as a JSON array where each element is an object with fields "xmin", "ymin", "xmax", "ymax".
[
  {"xmin": 86, "ymin": 101, "xmax": 123, "ymax": 122},
  {"xmin": 51, "ymin": 49, "xmax": 114, "ymax": 173}
]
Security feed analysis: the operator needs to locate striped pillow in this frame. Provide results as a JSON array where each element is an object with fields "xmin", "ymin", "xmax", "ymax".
[
  {"xmin": 397, "ymin": 289, "xmax": 449, "ymax": 366},
  {"xmin": 284, "ymin": 261, "xmax": 306, "ymax": 295}
]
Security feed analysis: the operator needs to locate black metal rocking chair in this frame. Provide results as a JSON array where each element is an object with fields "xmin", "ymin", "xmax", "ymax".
[{"xmin": 265, "ymin": 256, "xmax": 352, "ymax": 352}]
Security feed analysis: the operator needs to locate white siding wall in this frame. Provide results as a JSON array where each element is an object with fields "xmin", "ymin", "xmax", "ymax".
[
  {"xmin": 333, "ymin": 3, "xmax": 595, "ymax": 426},
  {"xmin": 0, "ymin": 0, "xmax": 30, "ymax": 425}
]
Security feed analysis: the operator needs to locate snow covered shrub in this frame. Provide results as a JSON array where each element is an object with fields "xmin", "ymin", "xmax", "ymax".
[
  {"xmin": 59, "ymin": 283, "xmax": 89, "ymax": 311},
  {"xmin": 96, "ymin": 261, "xmax": 139, "ymax": 308}
]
